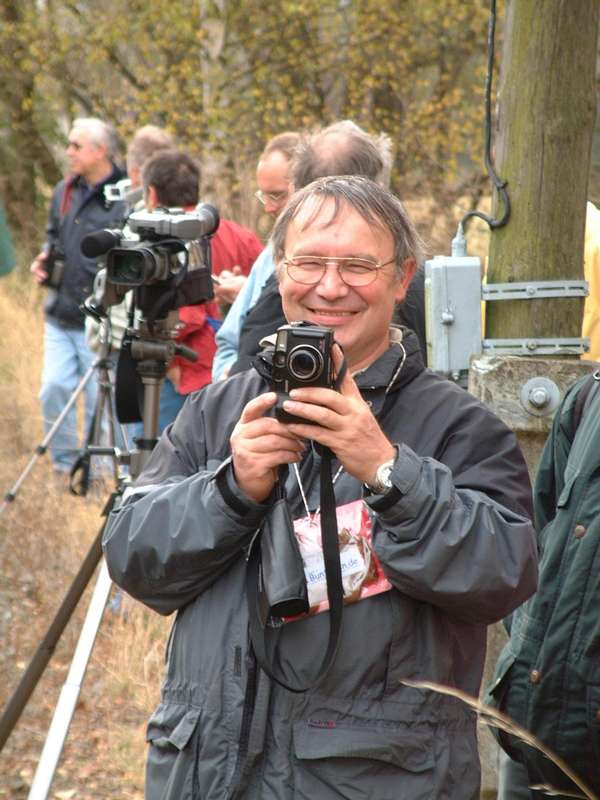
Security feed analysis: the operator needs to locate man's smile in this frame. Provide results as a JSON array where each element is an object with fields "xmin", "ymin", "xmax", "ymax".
[{"xmin": 306, "ymin": 307, "xmax": 360, "ymax": 317}]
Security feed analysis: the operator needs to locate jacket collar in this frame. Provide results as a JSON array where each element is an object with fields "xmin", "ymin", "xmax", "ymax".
[
  {"xmin": 352, "ymin": 326, "xmax": 423, "ymax": 393},
  {"xmin": 60, "ymin": 164, "xmax": 125, "ymax": 215}
]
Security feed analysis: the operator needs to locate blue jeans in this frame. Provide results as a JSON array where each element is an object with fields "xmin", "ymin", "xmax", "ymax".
[
  {"xmin": 129, "ymin": 377, "xmax": 187, "ymax": 443},
  {"xmin": 39, "ymin": 319, "xmax": 98, "ymax": 471}
]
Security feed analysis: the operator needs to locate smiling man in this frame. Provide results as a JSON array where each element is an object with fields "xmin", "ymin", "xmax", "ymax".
[
  {"xmin": 277, "ymin": 196, "xmax": 413, "ymax": 374},
  {"xmin": 103, "ymin": 175, "xmax": 537, "ymax": 800}
]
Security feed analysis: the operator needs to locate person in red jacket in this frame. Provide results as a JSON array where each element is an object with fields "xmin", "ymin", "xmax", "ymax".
[{"xmin": 139, "ymin": 149, "xmax": 263, "ymax": 431}]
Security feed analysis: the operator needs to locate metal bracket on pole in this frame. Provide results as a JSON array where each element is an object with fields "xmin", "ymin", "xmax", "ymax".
[
  {"xmin": 482, "ymin": 280, "xmax": 588, "ymax": 301},
  {"xmin": 482, "ymin": 337, "xmax": 590, "ymax": 356},
  {"xmin": 482, "ymin": 279, "xmax": 589, "ymax": 356}
]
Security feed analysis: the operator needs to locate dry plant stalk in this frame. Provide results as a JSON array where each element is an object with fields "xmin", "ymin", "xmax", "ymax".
[{"xmin": 402, "ymin": 678, "xmax": 597, "ymax": 800}]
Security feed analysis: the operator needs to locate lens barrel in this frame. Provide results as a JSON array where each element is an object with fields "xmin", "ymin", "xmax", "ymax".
[{"xmin": 287, "ymin": 345, "xmax": 323, "ymax": 382}]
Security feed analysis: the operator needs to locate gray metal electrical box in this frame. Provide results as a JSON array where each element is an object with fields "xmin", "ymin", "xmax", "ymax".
[{"xmin": 425, "ymin": 255, "xmax": 483, "ymax": 382}]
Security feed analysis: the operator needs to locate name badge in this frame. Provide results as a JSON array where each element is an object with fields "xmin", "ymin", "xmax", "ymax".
[{"xmin": 287, "ymin": 499, "xmax": 391, "ymax": 620}]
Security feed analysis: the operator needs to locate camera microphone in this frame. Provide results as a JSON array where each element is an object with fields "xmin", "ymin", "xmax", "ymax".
[{"xmin": 80, "ymin": 228, "xmax": 123, "ymax": 259}]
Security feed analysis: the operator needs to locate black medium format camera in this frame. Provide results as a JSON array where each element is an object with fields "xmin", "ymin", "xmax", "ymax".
[{"xmin": 271, "ymin": 322, "xmax": 335, "ymax": 424}]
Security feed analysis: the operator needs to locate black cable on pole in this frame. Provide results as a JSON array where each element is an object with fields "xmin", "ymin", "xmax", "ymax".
[{"xmin": 461, "ymin": 0, "xmax": 510, "ymax": 232}]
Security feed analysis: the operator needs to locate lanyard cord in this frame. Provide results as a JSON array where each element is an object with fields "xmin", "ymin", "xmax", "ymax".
[
  {"xmin": 291, "ymin": 340, "xmax": 406, "ymax": 519},
  {"xmin": 293, "ymin": 461, "xmax": 344, "ymax": 521}
]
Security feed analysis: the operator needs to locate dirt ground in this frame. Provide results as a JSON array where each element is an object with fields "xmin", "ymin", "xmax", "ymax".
[
  {"xmin": 0, "ymin": 477, "xmax": 152, "ymax": 800},
  {"xmin": 0, "ymin": 275, "xmax": 168, "ymax": 798}
]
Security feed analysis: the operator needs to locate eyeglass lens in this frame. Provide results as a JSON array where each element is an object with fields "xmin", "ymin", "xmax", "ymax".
[{"xmin": 286, "ymin": 258, "xmax": 379, "ymax": 286}]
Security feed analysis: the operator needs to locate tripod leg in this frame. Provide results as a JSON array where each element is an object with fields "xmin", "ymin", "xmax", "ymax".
[
  {"xmin": 0, "ymin": 492, "xmax": 117, "ymax": 751},
  {"xmin": 96, "ymin": 365, "xmax": 120, "ymax": 482},
  {"xmin": 27, "ymin": 559, "xmax": 113, "ymax": 800},
  {"xmin": 70, "ymin": 364, "xmax": 124, "ymax": 494},
  {"xmin": 0, "ymin": 362, "xmax": 97, "ymax": 515}
]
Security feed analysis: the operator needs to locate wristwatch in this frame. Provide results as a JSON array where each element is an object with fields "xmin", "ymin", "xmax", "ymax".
[{"xmin": 366, "ymin": 455, "xmax": 396, "ymax": 495}]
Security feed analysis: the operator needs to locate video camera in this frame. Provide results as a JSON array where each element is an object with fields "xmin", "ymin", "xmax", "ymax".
[
  {"xmin": 81, "ymin": 204, "xmax": 220, "ymax": 318},
  {"xmin": 81, "ymin": 204, "xmax": 221, "ymax": 430}
]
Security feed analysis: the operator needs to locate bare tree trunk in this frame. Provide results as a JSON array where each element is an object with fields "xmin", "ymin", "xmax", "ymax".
[{"xmin": 486, "ymin": 0, "xmax": 599, "ymax": 340}]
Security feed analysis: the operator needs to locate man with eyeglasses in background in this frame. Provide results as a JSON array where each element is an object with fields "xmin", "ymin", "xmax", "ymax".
[
  {"xmin": 212, "ymin": 131, "xmax": 301, "ymax": 380},
  {"xmin": 213, "ymin": 120, "xmax": 428, "ymax": 380},
  {"xmin": 30, "ymin": 117, "xmax": 126, "ymax": 478},
  {"xmin": 103, "ymin": 175, "xmax": 537, "ymax": 800}
]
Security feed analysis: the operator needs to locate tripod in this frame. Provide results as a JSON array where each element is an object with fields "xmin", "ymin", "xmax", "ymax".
[
  {"xmin": 0, "ymin": 331, "xmax": 128, "ymax": 516},
  {"xmin": 0, "ymin": 314, "xmax": 197, "ymax": 799}
]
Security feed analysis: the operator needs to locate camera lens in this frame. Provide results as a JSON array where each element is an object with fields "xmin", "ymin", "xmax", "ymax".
[
  {"xmin": 107, "ymin": 248, "xmax": 147, "ymax": 286},
  {"xmin": 113, "ymin": 251, "xmax": 145, "ymax": 284},
  {"xmin": 288, "ymin": 345, "xmax": 323, "ymax": 382}
]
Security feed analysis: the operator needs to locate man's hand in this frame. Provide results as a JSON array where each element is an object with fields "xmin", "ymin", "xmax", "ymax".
[
  {"xmin": 214, "ymin": 267, "xmax": 247, "ymax": 306},
  {"xmin": 30, "ymin": 251, "xmax": 48, "ymax": 284},
  {"xmin": 230, "ymin": 392, "xmax": 306, "ymax": 503},
  {"xmin": 281, "ymin": 348, "xmax": 396, "ymax": 486}
]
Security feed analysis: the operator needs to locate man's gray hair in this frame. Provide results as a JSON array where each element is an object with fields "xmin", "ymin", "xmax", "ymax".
[
  {"xmin": 127, "ymin": 125, "xmax": 174, "ymax": 172},
  {"xmin": 271, "ymin": 175, "xmax": 425, "ymax": 278},
  {"xmin": 291, "ymin": 120, "xmax": 393, "ymax": 190},
  {"xmin": 71, "ymin": 117, "xmax": 119, "ymax": 161}
]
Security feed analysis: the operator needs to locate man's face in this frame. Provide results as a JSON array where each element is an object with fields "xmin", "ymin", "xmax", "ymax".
[
  {"xmin": 256, "ymin": 150, "xmax": 292, "ymax": 217},
  {"xmin": 66, "ymin": 128, "xmax": 106, "ymax": 181},
  {"xmin": 279, "ymin": 197, "xmax": 414, "ymax": 372}
]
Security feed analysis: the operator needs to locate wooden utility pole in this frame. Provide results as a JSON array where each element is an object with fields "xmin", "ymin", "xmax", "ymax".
[
  {"xmin": 486, "ymin": 0, "xmax": 599, "ymax": 341},
  {"xmin": 474, "ymin": 13, "xmax": 599, "ymax": 797}
]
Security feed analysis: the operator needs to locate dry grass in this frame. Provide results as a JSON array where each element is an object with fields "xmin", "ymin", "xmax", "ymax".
[{"xmin": 0, "ymin": 270, "xmax": 169, "ymax": 799}]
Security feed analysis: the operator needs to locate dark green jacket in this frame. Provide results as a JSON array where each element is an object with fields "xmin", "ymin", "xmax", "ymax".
[
  {"xmin": 486, "ymin": 373, "xmax": 600, "ymax": 797},
  {"xmin": 0, "ymin": 203, "xmax": 15, "ymax": 276}
]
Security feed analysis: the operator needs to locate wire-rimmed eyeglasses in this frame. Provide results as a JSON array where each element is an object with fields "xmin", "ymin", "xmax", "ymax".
[
  {"xmin": 255, "ymin": 189, "xmax": 288, "ymax": 206},
  {"xmin": 283, "ymin": 255, "xmax": 396, "ymax": 287}
]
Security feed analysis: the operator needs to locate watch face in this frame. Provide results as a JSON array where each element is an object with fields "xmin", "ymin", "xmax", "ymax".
[
  {"xmin": 380, "ymin": 466, "xmax": 393, "ymax": 488},
  {"xmin": 375, "ymin": 460, "xmax": 394, "ymax": 492}
]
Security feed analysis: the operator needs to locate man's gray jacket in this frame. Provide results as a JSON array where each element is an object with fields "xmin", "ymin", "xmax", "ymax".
[{"xmin": 103, "ymin": 330, "xmax": 538, "ymax": 800}]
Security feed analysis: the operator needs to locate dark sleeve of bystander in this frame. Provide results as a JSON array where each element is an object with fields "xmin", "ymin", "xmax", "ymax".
[
  {"xmin": 0, "ymin": 203, "xmax": 16, "ymax": 277},
  {"xmin": 393, "ymin": 264, "xmax": 427, "ymax": 363},
  {"xmin": 229, "ymin": 272, "xmax": 286, "ymax": 376}
]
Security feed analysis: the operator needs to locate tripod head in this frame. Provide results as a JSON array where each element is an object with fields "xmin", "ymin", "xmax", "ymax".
[
  {"xmin": 73, "ymin": 303, "xmax": 198, "ymax": 490},
  {"xmin": 119, "ymin": 313, "xmax": 197, "ymax": 477}
]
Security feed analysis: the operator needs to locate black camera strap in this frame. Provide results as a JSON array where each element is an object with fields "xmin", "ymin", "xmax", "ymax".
[
  {"xmin": 246, "ymin": 447, "xmax": 344, "ymax": 694},
  {"xmin": 245, "ymin": 358, "xmax": 348, "ymax": 694}
]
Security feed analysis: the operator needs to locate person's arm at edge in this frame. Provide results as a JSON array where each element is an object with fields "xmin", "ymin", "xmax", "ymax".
[
  {"xmin": 212, "ymin": 246, "xmax": 273, "ymax": 380},
  {"xmin": 30, "ymin": 182, "xmax": 62, "ymax": 282}
]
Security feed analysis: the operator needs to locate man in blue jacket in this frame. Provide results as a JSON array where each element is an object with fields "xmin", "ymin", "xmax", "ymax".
[{"xmin": 30, "ymin": 117, "xmax": 125, "ymax": 475}]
